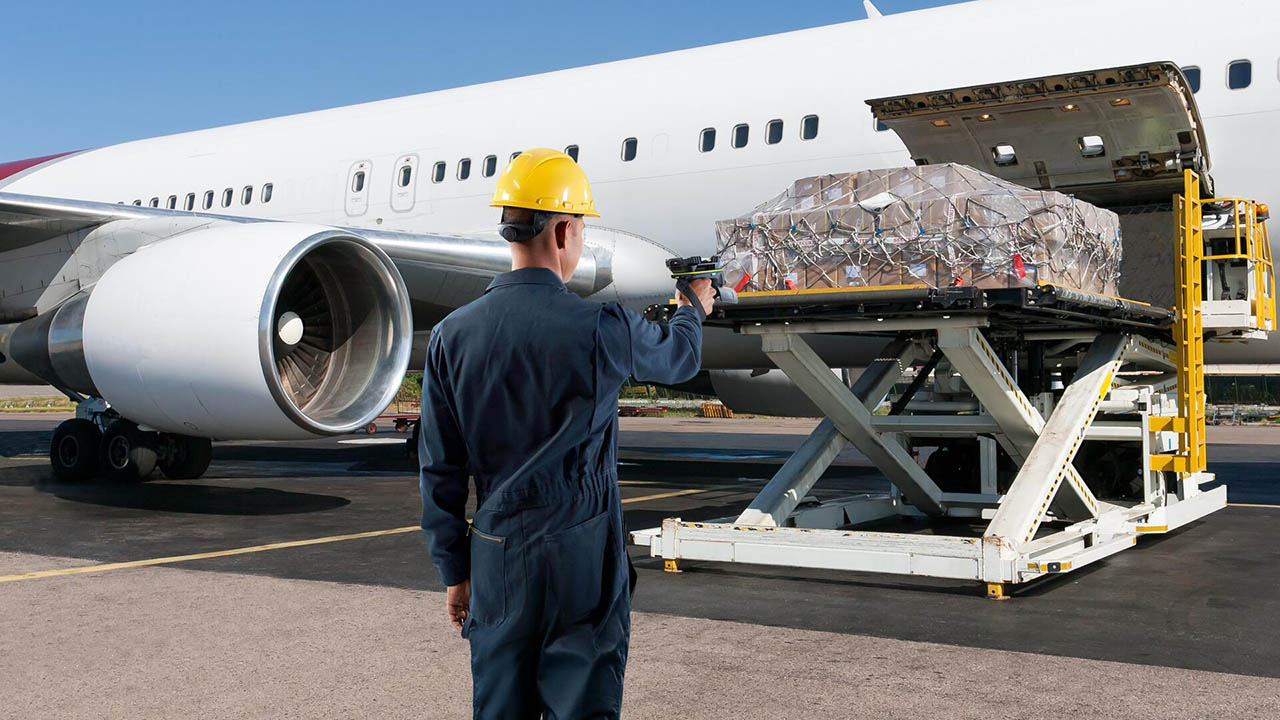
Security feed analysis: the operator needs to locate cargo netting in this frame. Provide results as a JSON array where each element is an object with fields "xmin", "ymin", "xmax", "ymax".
[{"xmin": 716, "ymin": 163, "xmax": 1122, "ymax": 295}]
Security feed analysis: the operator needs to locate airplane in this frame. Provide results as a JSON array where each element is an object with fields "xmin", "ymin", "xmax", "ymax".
[{"xmin": 1, "ymin": 0, "xmax": 1276, "ymax": 483}]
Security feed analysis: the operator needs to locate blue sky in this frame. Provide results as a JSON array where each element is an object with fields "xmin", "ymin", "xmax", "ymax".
[{"xmin": 0, "ymin": 0, "xmax": 965, "ymax": 159}]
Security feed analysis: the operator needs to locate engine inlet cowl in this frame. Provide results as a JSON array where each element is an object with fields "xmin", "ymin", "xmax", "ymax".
[
  {"xmin": 49, "ymin": 221, "xmax": 416, "ymax": 440},
  {"xmin": 260, "ymin": 231, "xmax": 412, "ymax": 435}
]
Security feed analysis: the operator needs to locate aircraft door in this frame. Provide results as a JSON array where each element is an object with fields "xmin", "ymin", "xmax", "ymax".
[
  {"xmin": 345, "ymin": 160, "xmax": 371, "ymax": 217},
  {"xmin": 390, "ymin": 154, "xmax": 419, "ymax": 213}
]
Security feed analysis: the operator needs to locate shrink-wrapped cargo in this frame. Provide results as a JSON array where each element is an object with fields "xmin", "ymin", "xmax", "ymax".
[{"xmin": 716, "ymin": 163, "xmax": 1122, "ymax": 295}]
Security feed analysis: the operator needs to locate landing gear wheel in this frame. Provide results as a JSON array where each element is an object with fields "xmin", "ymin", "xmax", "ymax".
[
  {"xmin": 50, "ymin": 419, "xmax": 102, "ymax": 482},
  {"xmin": 158, "ymin": 435, "xmax": 213, "ymax": 480},
  {"xmin": 100, "ymin": 420, "xmax": 158, "ymax": 483}
]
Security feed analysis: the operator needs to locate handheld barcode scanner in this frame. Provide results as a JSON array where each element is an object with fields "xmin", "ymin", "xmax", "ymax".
[{"xmin": 666, "ymin": 255, "xmax": 739, "ymax": 315}]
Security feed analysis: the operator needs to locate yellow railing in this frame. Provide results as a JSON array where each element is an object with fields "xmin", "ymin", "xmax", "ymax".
[
  {"xmin": 1201, "ymin": 196, "xmax": 1276, "ymax": 331},
  {"xmin": 1152, "ymin": 172, "xmax": 1277, "ymax": 476},
  {"xmin": 1151, "ymin": 169, "xmax": 1206, "ymax": 476}
]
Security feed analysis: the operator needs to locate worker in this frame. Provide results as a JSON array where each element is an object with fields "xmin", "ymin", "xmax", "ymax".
[{"xmin": 418, "ymin": 148, "xmax": 714, "ymax": 718}]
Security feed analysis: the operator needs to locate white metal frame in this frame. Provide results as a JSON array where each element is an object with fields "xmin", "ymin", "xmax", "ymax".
[{"xmin": 632, "ymin": 317, "xmax": 1228, "ymax": 597}]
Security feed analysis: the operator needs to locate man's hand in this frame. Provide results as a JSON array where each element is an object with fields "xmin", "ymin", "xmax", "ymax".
[
  {"xmin": 676, "ymin": 277, "xmax": 716, "ymax": 316},
  {"xmin": 446, "ymin": 579, "xmax": 470, "ymax": 634}
]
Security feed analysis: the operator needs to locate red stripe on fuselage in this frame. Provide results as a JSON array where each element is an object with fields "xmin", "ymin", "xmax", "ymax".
[{"xmin": 0, "ymin": 151, "xmax": 78, "ymax": 183}]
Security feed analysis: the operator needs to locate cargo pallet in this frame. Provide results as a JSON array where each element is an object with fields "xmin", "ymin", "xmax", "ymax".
[{"xmin": 633, "ymin": 170, "xmax": 1274, "ymax": 597}]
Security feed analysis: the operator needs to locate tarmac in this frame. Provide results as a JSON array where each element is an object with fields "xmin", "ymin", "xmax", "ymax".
[{"xmin": 2, "ymin": 413, "xmax": 1278, "ymax": 719}]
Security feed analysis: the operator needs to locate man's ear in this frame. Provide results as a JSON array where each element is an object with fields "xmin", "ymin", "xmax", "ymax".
[{"xmin": 553, "ymin": 217, "xmax": 569, "ymax": 250}]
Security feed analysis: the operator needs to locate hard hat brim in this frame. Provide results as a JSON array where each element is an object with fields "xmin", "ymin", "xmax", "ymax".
[{"xmin": 489, "ymin": 198, "xmax": 601, "ymax": 218}]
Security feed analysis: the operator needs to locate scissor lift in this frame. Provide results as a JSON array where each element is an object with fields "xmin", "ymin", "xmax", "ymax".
[{"xmin": 633, "ymin": 171, "xmax": 1275, "ymax": 596}]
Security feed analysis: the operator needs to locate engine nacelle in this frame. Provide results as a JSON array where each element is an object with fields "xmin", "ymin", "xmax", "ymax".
[{"xmin": 10, "ymin": 222, "xmax": 412, "ymax": 439}]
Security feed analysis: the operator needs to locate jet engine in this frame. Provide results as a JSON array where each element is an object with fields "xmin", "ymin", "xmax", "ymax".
[{"xmin": 9, "ymin": 222, "xmax": 412, "ymax": 439}]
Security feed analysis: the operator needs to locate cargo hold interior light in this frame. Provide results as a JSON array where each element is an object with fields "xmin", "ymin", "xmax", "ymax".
[
  {"xmin": 1079, "ymin": 135, "xmax": 1106, "ymax": 158},
  {"xmin": 991, "ymin": 144, "xmax": 1017, "ymax": 166}
]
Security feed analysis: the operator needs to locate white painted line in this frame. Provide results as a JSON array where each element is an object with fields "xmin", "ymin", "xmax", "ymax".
[{"xmin": 338, "ymin": 438, "xmax": 406, "ymax": 445}]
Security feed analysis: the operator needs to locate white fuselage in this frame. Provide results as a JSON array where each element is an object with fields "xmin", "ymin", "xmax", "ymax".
[{"xmin": 4, "ymin": 0, "xmax": 1280, "ymax": 362}]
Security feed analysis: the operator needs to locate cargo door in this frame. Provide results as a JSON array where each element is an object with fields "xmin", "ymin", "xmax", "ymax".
[{"xmin": 867, "ymin": 62, "xmax": 1212, "ymax": 207}]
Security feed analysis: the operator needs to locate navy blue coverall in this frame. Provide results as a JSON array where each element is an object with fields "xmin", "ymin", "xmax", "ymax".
[{"xmin": 419, "ymin": 267, "xmax": 703, "ymax": 718}]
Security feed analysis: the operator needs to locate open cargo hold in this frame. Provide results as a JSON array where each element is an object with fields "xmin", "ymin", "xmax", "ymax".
[{"xmin": 717, "ymin": 163, "xmax": 1122, "ymax": 296}]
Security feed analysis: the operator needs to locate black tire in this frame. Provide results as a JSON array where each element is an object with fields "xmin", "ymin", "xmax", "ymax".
[
  {"xmin": 100, "ymin": 420, "xmax": 158, "ymax": 483},
  {"xmin": 158, "ymin": 435, "xmax": 213, "ymax": 480},
  {"xmin": 50, "ymin": 419, "xmax": 102, "ymax": 482}
]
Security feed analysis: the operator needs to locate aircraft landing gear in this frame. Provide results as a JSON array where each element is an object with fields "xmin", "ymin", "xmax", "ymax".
[
  {"xmin": 49, "ymin": 418, "xmax": 103, "ymax": 482},
  {"xmin": 100, "ymin": 419, "xmax": 158, "ymax": 483},
  {"xmin": 157, "ymin": 434, "xmax": 213, "ymax": 480},
  {"xmin": 49, "ymin": 406, "xmax": 216, "ymax": 483}
]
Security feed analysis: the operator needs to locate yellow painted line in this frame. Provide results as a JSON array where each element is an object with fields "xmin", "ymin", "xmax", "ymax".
[
  {"xmin": 0, "ymin": 526, "xmax": 420, "ymax": 584},
  {"xmin": 1228, "ymin": 502, "xmax": 1280, "ymax": 509},
  {"xmin": 0, "ymin": 488, "xmax": 711, "ymax": 584},
  {"xmin": 623, "ymin": 488, "xmax": 709, "ymax": 504}
]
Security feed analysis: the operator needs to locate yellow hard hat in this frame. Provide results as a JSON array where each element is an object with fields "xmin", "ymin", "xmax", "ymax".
[{"xmin": 489, "ymin": 148, "xmax": 600, "ymax": 218}]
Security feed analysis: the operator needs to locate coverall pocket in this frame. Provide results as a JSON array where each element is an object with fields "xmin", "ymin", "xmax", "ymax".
[
  {"xmin": 469, "ymin": 526, "xmax": 506, "ymax": 625},
  {"xmin": 546, "ymin": 510, "xmax": 610, "ymax": 625}
]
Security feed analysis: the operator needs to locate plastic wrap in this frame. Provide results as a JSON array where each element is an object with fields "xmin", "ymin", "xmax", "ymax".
[{"xmin": 717, "ymin": 163, "xmax": 1122, "ymax": 295}]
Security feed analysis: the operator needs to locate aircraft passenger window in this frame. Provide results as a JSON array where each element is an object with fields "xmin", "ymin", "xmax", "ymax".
[
  {"xmin": 203, "ymin": 191, "xmax": 214, "ymax": 210},
  {"xmin": 482, "ymin": 155, "xmax": 498, "ymax": 177},
  {"xmin": 149, "ymin": 197, "xmax": 159, "ymax": 207},
  {"xmin": 458, "ymin": 158, "xmax": 472, "ymax": 180},
  {"xmin": 166, "ymin": 195, "xmax": 177, "ymax": 209},
  {"xmin": 732, "ymin": 124, "xmax": 749, "ymax": 149},
  {"xmin": 352, "ymin": 171, "xmax": 365, "ymax": 193},
  {"xmin": 184, "ymin": 193, "xmax": 195, "ymax": 211},
  {"xmin": 1182, "ymin": 66, "xmax": 1201, "ymax": 93},
  {"xmin": 621, "ymin": 137, "xmax": 637, "ymax": 162},
  {"xmin": 801, "ymin": 114, "xmax": 819, "ymax": 140},
  {"xmin": 766, "ymin": 119, "xmax": 784, "ymax": 144},
  {"xmin": 261, "ymin": 184, "xmax": 273, "ymax": 203},
  {"xmin": 242, "ymin": 185, "xmax": 253, "ymax": 205},
  {"xmin": 399, "ymin": 165, "xmax": 413, "ymax": 187},
  {"xmin": 1228, "ymin": 60, "xmax": 1251, "ymax": 89},
  {"xmin": 222, "ymin": 188, "xmax": 233, "ymax": 207},
  {"xmin": 700, "ymin": 128, "xmax": 716, "ymax": 152},
  {"xmin": 432, "ymin": 161, "xmax": 446, "ymax": 183},
  {"xmin": 565, "ymin": 145, "xmax": 579, "ymax": 162}
]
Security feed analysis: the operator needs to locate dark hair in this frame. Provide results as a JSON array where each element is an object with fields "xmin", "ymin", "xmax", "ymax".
[{"xmin": 499, "ymin": 207, "xmax": 583, "ymax": 243}]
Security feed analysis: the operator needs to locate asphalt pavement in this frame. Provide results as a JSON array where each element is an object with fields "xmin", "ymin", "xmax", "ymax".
[{"xmin": 1, "ymin": 414, "xmax": 1278, "ymax": 718}]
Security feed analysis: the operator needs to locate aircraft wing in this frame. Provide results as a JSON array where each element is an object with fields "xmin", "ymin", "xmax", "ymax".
[{"xmin": 0, "ymin": 191, "xmax": 615, "ymax": 326}]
